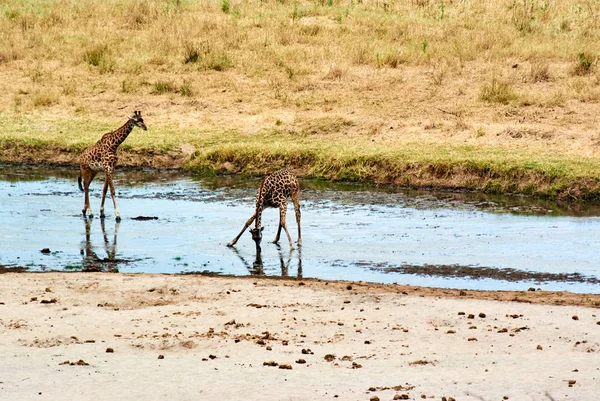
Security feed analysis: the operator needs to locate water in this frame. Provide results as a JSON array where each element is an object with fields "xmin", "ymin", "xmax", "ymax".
[{"xmin": 1, "ymin": 164, "xmax": 599, "ymax": 293}]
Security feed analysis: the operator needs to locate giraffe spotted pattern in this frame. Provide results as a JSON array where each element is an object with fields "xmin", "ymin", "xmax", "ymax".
[
  {"xmin": 228, "ymin": 169, "xmax": 301, "ymax": 249},
  {"xmin": 78, "ymin": 111, "xmax": 147, "ymax": 222}
]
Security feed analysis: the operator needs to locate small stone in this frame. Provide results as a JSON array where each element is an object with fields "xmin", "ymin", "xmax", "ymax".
[
  {"xmin": 468, "ymin": 314, "xmax": 475, "ymax": 319},
  {"xmin": 528, "ymin": 287, "xmax": 536, "ymax": 291},
  {"xmin": 364, "ymin": 340, "xmax": 371, "ymax": 344},
  {"xmin": 568, "ymin": 379, "xmax": 576, "ymax": 387},
  {"xmin": 278, "ymin": 364, "xmax": 292, "ymax": 370},
  {"xmin": 106, "ymin": 347, "xmax": 114, "ymax": 353},
  {"xmin": 296, "ymin": 359, "xmax": 306, "ymax": 364},
  {"xmin": 459, "ymin": 291, "xmax": 467, "ymax": 296},
  {"xmin": 40, "ymin": 248, "xmax": 51, "ymax": 254},
  {"xmin": 346, "ymin": 285, "xmax": 352, "ymax": 290},
  {"xmin": 351, "ymin": 361, "xmax": 362, "ymax": 369},
  {"xmin": 324, "ymin": 354, "xmax": 336, "ymax": 362},
  {"xmin": 266, "ymin": 346, "xmax": 272, "ymax": 351},
  {"xmin": 479, "ymin": 313, "xmax": 486, "ymax": 318},
  {"xmin": 537, "ymin": 345, "xmax": 543, "ymax": 350},
  {"xmin": 369, "ymin": 396, "xmax": 380, "ymax": 401},
  {"xmin": 263, "ymin": 361, "xmax": 278, "ymax": 367},
  {"xmin": 446, "ymin": 330, "xmax": 456, "ymax": 334},
  {"xmin": 40, "ymin": 298, "xmax": 57, "ymax": 304},
  {"xmin": 209, "ymin": 354, "xmax": 216, "ymax": 359},
  {"xmin": 158, "ymin": 354, "xmax": 164, "ymax": 359},
  {"xmin": 572, "ymin": 315, "xmax": 579, "ymax": 321},
  {"xmin": 458, "ymin": 312, "xmax": 465, "ymax": 315}
]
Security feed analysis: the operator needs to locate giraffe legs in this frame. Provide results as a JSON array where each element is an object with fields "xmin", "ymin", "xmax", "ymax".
[
  {"xmin": 106, "ymin": 174, "xmax": 121, "ymax": 222},
  {"xmin": 274, "ymin": 203, "xmax": 294, "ymax": 249},
  {"xmin": 99, "ymin": 179, "xmax": 109, "ymax": 219},
  {"xmin": 81, "ymin": 168, "xmax": 97, "ymax": 219},
  {"xmin": 292, "ymin": 189, "xmax": 302, "ymax": 246},
  {"xmin": 227, "ymin": 214, "xmax": 256, "ymax": 247}
]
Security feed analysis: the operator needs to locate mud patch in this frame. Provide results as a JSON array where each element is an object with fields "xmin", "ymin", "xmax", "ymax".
[
  {"xmin": 347, "ymin": 261, "xmax": 600, "ymax": 285},
  {"xmin": 0, "ymin": 265, "xmax": 28, "ymax": 274}
]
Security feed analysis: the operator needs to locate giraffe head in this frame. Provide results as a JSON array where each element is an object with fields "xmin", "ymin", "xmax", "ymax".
[
  {"xmin": 249, "ymin": 226, "xmax": 264, "ymax": 245},
  {"xmin": 129, "ymin": 110, "xmax": 147, "ymax": 131}
]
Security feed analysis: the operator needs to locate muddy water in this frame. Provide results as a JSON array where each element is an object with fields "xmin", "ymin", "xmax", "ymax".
[{"xmin": 1, "ymin": 164, "xmax": 599, "ymax": 293}]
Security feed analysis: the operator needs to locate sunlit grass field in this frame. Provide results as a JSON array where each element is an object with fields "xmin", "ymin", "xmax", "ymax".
[{"xmin": 2, "ymin": 0, "xmax": 600, "ymax": 200}]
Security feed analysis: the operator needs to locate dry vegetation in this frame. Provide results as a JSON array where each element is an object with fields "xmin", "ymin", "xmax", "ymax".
[{"xmin": 2, "ymin": 0, "xmax": 600, "ymax": 199}]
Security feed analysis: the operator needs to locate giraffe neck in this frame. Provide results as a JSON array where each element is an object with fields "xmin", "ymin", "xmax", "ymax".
[{"xmin": 102, "ymin": 120, "xmax": 134, "ymax": 153}]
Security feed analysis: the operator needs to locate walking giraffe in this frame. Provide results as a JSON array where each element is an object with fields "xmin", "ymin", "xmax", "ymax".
[
  {"xmin": 227, "ymin": 169, "xmax": 301, "ymax": 249},
  {"xmin": 78, "ymin": 111, "xmax": 147, "ymax": 222}
]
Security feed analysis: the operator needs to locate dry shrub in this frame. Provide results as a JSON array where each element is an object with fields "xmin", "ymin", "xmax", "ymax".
[
  {"xmin": 530, "ymin": 62, "xmax": 550, "ymax": 82},
  {"xmin": 350, "ymin": 42, "xmax": 373, "ymax": 66},
  {"xmin": 479, "ymin": 78, "xmax": 517, "ymax": 105},
  {"xmin": 324, "ymin": 64, "xmax": 344, "ymax": 80},
  {"xmin": 33, "ymin": 91, "xmax": 59, "ymax": 107},
  {"xmin": 431, "ymin": 62, "xmax": 447, "ymax": 86},
  {"xmin": 572, "ymin": 52, "xmax": 596, "ymax": 76},
  {"xmin": 83, "ymin": 44, "xmax": 116, "ymax": 73},
  {"xmin": 376, "ymin": 49, "xmax": 406, "ymax": 68},
  {"xmin": 124, "ymin": 0, "xmax": 160, "ymax": 29}
]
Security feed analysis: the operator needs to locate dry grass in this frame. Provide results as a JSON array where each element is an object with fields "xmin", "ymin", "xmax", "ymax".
[{"xmin": 1, "ymin": 0, "xmax": 600, "ymax": 199}]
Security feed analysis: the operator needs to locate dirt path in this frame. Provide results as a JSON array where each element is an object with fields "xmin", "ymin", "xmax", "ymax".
[{"xmin": 1, "ymin": 273, "xmax": 599, "ymax": 401}]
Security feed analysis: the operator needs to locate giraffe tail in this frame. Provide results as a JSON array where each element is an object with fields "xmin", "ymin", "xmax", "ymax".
[{"xmin": 78, "ymin": 175, "xmax": 84, "ymax": 192}]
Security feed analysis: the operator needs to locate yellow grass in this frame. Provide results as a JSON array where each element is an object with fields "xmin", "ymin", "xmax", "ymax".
[{"xmin": 1, "ymin": 0, "xmax": 600, "ymax": 200}]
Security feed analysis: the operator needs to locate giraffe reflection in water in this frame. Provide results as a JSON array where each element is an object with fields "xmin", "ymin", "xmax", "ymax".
[
  {"xmin": 80, "ymin": 218, "xmax": 120, "ymax": 272},
  {"xmin": 230, "ymin": 243, "xmax": 303, "ymax": 278}
]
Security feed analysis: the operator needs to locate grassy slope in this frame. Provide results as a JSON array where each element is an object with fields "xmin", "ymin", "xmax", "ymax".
[{"xmin": 1, "ymin": 0, "xmax": 600, "ymax": 200}]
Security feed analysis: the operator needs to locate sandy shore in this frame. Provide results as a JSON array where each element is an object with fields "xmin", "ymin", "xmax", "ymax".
[{"xmin": 1, "ymin": 273, "xmax": 599, "ymax": 401}]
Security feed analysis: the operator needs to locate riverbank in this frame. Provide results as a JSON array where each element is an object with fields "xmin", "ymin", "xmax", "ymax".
[{"xmin": 1, "ymin": 272, "xmax": 599, "ymax": 401}]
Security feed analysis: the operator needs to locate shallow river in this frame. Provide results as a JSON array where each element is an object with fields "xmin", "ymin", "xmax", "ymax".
[{"xmin": 1, "ymin": 165, "xmax": 599, "ymax": 293}]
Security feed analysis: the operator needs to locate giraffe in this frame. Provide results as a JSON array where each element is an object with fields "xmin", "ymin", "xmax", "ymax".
[
  {"xmin": 227, "ymin": 169, "xmax": 301, "ymax": 249},
  {"xmin": 78, "ymin": 111, "xmax": 147, "ymax": 222}
]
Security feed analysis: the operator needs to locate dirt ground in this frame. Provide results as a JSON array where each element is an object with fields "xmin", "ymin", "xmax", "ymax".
[{"xmin": 1, "ymin": 273, "xmax": 599, "ymax": 401}]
